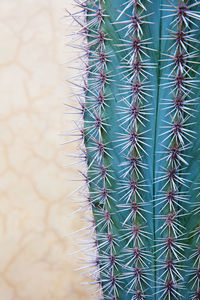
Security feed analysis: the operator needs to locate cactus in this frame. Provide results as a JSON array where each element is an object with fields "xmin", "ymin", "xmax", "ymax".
[{"xmin": 67, "ymin": 0, "xmax": 200, "ymax": 299}]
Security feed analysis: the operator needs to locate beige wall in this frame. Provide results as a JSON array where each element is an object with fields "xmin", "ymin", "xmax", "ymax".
[{"xmin": 0, "ymin": 0, "xmax": 92, "ymax": 299}]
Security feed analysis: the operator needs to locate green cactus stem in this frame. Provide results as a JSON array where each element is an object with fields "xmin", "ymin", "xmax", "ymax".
[{"xmin": 67, "ymin": 0, "xmax": 200, "ymax": 299}]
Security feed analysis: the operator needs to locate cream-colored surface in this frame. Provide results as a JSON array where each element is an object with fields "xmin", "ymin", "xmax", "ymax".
[{"xmin": 0, "ymin": 0, "xmax": 91, "ymax": 299}]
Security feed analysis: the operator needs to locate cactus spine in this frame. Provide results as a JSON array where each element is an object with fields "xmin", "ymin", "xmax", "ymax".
[{"xmin": 67, "ymin": 0, "xmax": 200, "ymax": 299}]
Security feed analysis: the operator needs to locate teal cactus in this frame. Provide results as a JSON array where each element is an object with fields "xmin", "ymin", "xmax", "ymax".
[{"xmin": 67, "ymin": 0, "xmax": 200, "ymax": 299}]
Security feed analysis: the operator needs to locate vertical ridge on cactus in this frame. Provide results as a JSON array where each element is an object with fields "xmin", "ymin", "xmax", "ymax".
[
  {"xmin": 66, "ymin": 0, "xmax": 200, "ymax": 299},
  {"xmin": 115, "ymin": 1, "xmax": 154, "ymax": 298},
  {"xmin": 156, "ymin": 2, "xmax": 193, "ymax": 297}
]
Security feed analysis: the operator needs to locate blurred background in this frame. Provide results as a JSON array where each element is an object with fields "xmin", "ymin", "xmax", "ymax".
[{"xmin": 0, "ymin": 0, "xmax": 92, "ymax": 299}]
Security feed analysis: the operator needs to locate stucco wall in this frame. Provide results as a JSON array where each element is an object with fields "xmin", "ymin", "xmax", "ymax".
[{"xmin": 0, "ymin": 1, "xmax": 91, "ymax": 299}]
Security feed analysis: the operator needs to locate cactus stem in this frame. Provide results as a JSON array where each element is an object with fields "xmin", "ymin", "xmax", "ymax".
[{"xmin": 68, "ymin": 0, "xmax": 200, "ymax": 298}]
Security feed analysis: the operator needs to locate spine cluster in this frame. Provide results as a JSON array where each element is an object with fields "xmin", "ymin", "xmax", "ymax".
[
  {"xmin": 190, "ymin": 190, "xmax": 200, "ymax": 300},
  {"xmin": 157, "ymin": 1, "xmax": 200, "ymax": 298},
  {"xmin": 116, "ymin": 1, "xmax": 153, "ymax": 298}
]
